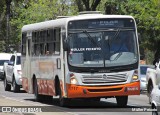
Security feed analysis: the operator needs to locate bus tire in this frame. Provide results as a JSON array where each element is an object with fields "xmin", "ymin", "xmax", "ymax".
[
  {"xmin": 12, "ymin": 77, "xmax": 20, "ymax": 92},
  {"xmin": 4, "ymin": 76, "xmax": 11, "ymax": 91},
  {"xmin": 116, "ymin": 96, "xmax": 128, "ymax": 107},
  {"xmin": 34, "ymin": 78, "xmax": 43, "ymax": 102},
  {"xmin": 58, "ymin": 83, "xmax": 69, "ymax": 107}
]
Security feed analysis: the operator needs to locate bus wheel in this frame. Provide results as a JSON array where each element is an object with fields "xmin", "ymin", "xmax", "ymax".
[
  {"xmin": 4, "ymin": 76, "xmax": 11, "ymax": 91},
  {"xmin": 116, "ymin": 96, "xmax": 128, "ymax": 107},
  {"xmin": 58, "ymin": 85, "xmax": 69, "ymax": 107},
  {"xmin": 12, "ymin": 77, "xmax": 20, "ymax": 92},
  {"xmin": 34, "ymin": 78, "xmax": 43, "ymax": 101}
]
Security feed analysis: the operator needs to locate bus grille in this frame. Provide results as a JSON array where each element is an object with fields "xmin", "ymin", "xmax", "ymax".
[
  {"xmin": 88, "ymin": 87, "xmax": 122, "ymax": 92},
  {"xmin": 82, "ymin": 73, "xmax": 127, "ymax": 84}
]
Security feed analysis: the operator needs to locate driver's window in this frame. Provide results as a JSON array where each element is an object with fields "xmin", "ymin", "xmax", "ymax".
[{"xmin": 10, "ymin": 55, "xmax": 15, "ymax": 64}]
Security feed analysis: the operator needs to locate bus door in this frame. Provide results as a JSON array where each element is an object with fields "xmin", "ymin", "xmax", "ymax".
[{"xmin": 26, "ymin": 32, "xmax": 32, "ymax": 93}]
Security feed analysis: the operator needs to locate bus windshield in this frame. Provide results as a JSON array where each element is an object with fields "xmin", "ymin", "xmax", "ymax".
[{"xmin": 68, "ymin": 29, "xmax": 138, "ymax": 68}]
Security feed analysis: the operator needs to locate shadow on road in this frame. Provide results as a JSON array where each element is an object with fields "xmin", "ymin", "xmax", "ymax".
[
  {"xmin": 10, "ymin": 89, "xmax": 27, "ymax": 93},
  {"xmin": 24, "ymin": 98, "xmax": 140, "ymax": 112}
]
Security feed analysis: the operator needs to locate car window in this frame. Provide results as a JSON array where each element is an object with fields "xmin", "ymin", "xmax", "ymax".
[
  {"xmin": 16, "ymin": 56, "xmax": 21, "ymax": 65},
  {"xmin": 10, "ymin": 55, "xmax": 15, "ymax": 64},
  {"xmin": 0, "ymin": 60, "xmax": 8, "ymax": 66},
  {"xmin": 140, "ymin": 66, "xmax": 148, "ymax": 75}
]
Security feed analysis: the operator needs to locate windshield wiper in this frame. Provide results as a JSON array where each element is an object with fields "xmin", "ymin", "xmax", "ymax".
[
  {"xmin": 112, "ymin": 28, "xmax": 121, "ymax": 40},
  {"xmin": 82, "ymin": 30, "xmax": 105, "ymax": 63},
  {"xmin": 82, "ymin": 30, "xmax": 101, "ymax": 48},
  {"xmin": 111, "ymin": 52, "xmax": 123, "ymax": 61},
  {"xmin": 108, "ymin": 28, "xmax": 121, "ymax": 48}
]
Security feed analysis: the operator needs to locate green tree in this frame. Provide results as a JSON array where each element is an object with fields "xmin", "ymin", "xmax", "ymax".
[
  {"xmin": 10, "ymin": 0, "xmax": 71, "ymax": 51},
  {"xmin": 73, "ymin": 0, "xmax": 102, "ymax": 11},
  {"xmin": 0, "ymin": 0, "xmax": 6, "ymax": 52}
]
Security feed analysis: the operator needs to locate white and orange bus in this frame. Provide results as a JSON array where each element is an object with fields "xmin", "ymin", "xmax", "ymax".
[{"xmin": 21, "ymin": 11, "xmax": 140, "ymax": 107}]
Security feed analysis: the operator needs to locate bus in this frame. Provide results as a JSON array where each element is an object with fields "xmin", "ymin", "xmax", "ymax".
[{"xmin": 21, "ymin": 11, "xmax": 140, "ymax": 107}]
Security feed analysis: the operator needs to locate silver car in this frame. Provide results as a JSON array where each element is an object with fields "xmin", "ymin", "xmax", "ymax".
[
  {"xmin": 140, "ymin": 65, "xmax": 154, "ymax": 91},
  {"xmin": 151, "ymin": 84, "xmax": 160, "ymax": 115}
]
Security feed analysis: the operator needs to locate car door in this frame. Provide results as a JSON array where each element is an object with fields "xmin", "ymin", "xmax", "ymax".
[
  {"xmin": 156, "ymin": 62, "xmax": 160, "ymax": 85},
  {"xmin": 7, "ymin": 55, "xmax": 15, "ymax": 82}
]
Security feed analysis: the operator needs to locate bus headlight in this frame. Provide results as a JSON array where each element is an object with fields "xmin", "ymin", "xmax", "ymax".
[
  {"xmin": 132, "ymin": 75, "xmax": 138, "ymax": 80},
  {"xmin": 132, "ymin": 69, "xmax": 139, "ymax": 81},
  {"xmin": 70, "ymin": 77, "xmax": 77, "ymax": 84},
  {"xmin": 70, "ymin": 73, "xmax": 77, "ymax": 84}
]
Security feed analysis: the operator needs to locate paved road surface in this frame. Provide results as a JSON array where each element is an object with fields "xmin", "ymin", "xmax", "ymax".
[{"xmin": 0, "ymin": 80, "xmax": 153, "ymax": 115}]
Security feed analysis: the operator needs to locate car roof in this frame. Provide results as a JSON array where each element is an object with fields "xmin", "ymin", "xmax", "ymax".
[
  {"xmin": 12, "ymin": 53, "xmax": 21, "ymax": 56},
  {"xmin": 0, "ymin": 53, "xmax": 12, "ymax": 60}
]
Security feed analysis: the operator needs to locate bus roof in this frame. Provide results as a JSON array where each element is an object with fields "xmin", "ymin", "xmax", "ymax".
[{"xmin": 22, "ymin": 14, "xmax": 134, "ymax": 32}]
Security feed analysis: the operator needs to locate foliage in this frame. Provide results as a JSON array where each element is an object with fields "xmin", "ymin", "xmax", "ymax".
[
  {"xmin": 0, "ymin": 41, "xmax": 5, "ymax": 52},
  {"xmin": 145, "ymin": 49, "xmax": 154, "ymax": 64},
  {"xmin": 10, "ymin": 0, "xmax": 71, "ymax": 51},
  {"xmin": 73, "ymin": 0, "xmax": 101, "ymax": 11},
  {"xmin": 0, "ymin": 0, "xmax": 6, "ymax": 52}
]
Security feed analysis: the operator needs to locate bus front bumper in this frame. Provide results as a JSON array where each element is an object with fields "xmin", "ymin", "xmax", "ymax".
[{"xmin": 66, "ymin": 81, "xmax": 140, "ymax": 98}]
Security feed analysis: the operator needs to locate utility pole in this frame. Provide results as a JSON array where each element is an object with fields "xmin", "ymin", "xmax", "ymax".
[{"xmin": 6, "ymin": 0, "xmax": 12, "ymax": 52}]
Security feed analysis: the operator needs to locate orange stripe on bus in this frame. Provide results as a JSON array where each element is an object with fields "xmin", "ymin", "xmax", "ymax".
[
  {"xmin": 37, "ymin": 79, "xmax": 58, "ymax": 96},
  {"xmin": 67, "ymin": 81, "xmax": 140, "ymax": 98},
  {"xmin": 47, "ymin": 80, "xmax": 55, "ymax": 96}
]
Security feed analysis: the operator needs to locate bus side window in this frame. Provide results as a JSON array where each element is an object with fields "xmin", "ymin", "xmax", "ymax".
[
  {"xmin": 53, "ymin": 28, "xmax": 60, "ymax": 55},
  {"xmin": 22, "ymin": 33, "xmax": 27, "ymax": 56}
]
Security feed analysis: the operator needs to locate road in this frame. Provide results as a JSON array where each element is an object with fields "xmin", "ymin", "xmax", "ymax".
[{"xmin": 0, "ymin": 80, "xmax": 152, "ymax": 115}]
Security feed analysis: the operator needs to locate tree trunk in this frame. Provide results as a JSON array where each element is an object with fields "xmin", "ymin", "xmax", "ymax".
[
  {"xmin": 82, "ymin": 0, "xmax": 90, "ymax": 11},
  {"xmin": 91, "ymin": 0, "xmax": 101, "ymax": 11},
  {"xmin": 75, "ymin": 0, "xmax": 84, "ymax": 12}
]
